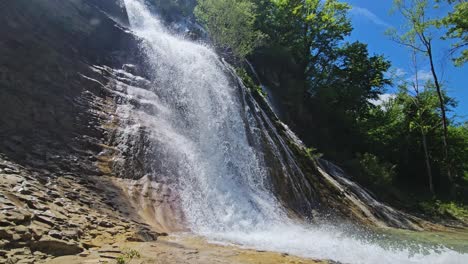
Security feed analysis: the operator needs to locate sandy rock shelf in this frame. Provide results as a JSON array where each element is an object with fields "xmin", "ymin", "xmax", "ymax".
[{"xmin": 47, "ymin": 235, "xmax": 329, "ymax": 264}]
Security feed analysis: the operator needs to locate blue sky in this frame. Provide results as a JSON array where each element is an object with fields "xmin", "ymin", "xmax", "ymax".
[{"xmin": 342, "ymin": 0, "xmax": 467, "ymax": 122}]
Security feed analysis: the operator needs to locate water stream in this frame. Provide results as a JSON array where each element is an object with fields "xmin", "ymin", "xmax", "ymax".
[{"xmin": 121, "ymin": 0, "xmax": 467, "ymax": 263}]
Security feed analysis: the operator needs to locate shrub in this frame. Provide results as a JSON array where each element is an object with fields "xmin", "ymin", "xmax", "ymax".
[{"xmin": 357, "ymin": 153, "xmax": 396, "ymax": 187}]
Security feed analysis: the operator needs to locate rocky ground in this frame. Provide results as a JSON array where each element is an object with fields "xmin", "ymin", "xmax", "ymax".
[
  {"xmin": 0, "ymin": 157, "xmax": 162, "ymax": 263},
  {"xmin": 0, "ymin": 156, "xmax": 330, "ymax": 264},
  {"xmin": 47, "ymin": 236, "xmax": 329, "ymax": 264}
]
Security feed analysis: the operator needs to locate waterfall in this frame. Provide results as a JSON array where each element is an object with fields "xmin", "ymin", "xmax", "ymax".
[{"xmin": 119, "ymin": 0, "xmax": 467, "ymax": 263}]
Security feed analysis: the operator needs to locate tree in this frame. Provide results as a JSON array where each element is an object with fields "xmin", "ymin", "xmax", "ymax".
[
  {"xmin": 391, "ymin": 0, "xmax": 454, "ymax": 191},
  {"xmin": 305, "ymin": 41, "xmax": 391, "ymax": 159},
  {"xmin": 310, "ymin": 42, "xmax": 391, "ymax": 136},
  {"xmin": 245, "ymin": 1, "xmax": 391, "ymax": 163},
  {"xmin": 399, "ymin": 84, "xmax": 443, "ymax": 194},
  {"xmin": 248, "ymin": 0, "xmax": 354, "ymax": 131},
  {"xmin": 447, "ymin": 123, "xmax": 468, "ymax": 196},
  {"xmin": 267, "ymin": 0, "xmax": 352, "ymax": 86},
  {"xmin": 438, "ymin": 0, "xmax": 468, "ymax": 66},
  {"xmin": 359, "ymin": 84, "xmax": 455, "ymax": 195},
  {"xmin": 194, "ymin": 0, "xmax": 265, "ymax": 58},
  {"xmin": 402, "ymin": 48, "xmax": 436, "ymax": 194}
]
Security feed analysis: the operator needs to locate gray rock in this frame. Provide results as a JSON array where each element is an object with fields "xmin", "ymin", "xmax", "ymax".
[
  {"xmin": 33, "ymin": 215, "xmax": 55, "ymax": 227},
  {"xmin": 0, "ymin": 228, "xmax": 13, "ymax": 240},
  {"xmin": 13, "ymin": 225, "xmax": 27, "ymax": 234},
  {"xmin": 4, "ymin": 211, "xmax": 30, "ymax": 225},
  {"xmin": 98, "ymin": 221, "xmax": 115, "ymax": 228},
  {"xmin": 62, "ymin": 229, "xmax": 82, "ymax": 240},
  {"xmin": 48, "ymin": 230, "xmax": 63, "ymax": 240},
  {"xmin": 29, "ymin": 237, "xmax": 83, "ymax": 256}
]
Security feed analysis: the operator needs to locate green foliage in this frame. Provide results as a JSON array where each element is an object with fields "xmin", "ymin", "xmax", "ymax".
[
  {"xmin": 236, "ymin": 68, "xmax": 266, "ymax": 97},
  {"xmin": 437, "ymin": 0, "xmax": 468, "ymax": 66},
  {"xmin": 448, "ymin": 123, "xmax": 468, "ymax": 185},
  {"xmin": 116, "ymin": 256, "xmax": 126, "ymax": 264},
  {"xmin": 391, "ymin": 0, "xmax": 434, "ymax": 44},
  {"xmin": 245, "ymin": 1, "xmax": 391, "ymax": 168},
  {"xmin": 420, "ymin": 199, "xmax": 468, "ymax": 221},
  {"xmin": 311, "ymin": 42, "xmax": 392, "ymax": 118},
  {"xmin": 358, "ymin": 80, "xmax": 467, "ymax": 199},
  {"xmin": 265, "ymin": 0, "xmax": 352, "ymax": 79},
  {"xmin": 305, "ymin": 147, "xmax": 323, "ymax": 159},
  {"xmin": 195, "ymin": 0, "xmax": 265, "ymax": 58},
  {"xmin": 393, "ymin": 83, "xmax": 447, "ymax": 149},
  {"xmin": 116, "ymin": 248, "xmax": 141, "ymax": 264},
  {"xmin": 124, "ymin": 249, "xmax": 141, "ymax": 259},
  {"xmin": 356, "ymin": 153, "xmax": 396, "ymax": 187}
]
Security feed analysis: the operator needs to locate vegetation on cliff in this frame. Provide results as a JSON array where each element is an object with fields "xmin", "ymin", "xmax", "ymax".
[
  {"xmin": 193, "ymin": 0, "xmax": 468, "ymax": 221},
  {"xmin": 195, "ymin": 0, "xmax": 265, "ymax": 57}
]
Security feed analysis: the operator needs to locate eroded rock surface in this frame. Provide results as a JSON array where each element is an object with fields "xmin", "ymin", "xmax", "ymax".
[
  {"xmin": 0, "ymin": 0, "xmax": 140, "ymax": 174},
  {"xmin": 0, "ymin": 158, "xmax": 164, "ymax": 263}
]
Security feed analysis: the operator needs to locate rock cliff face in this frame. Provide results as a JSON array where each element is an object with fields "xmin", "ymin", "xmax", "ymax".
[
  {"xmin": 0, "ymin": 0, "xmax": 158, "ymax": 262},
  {"xmin": 0, "ymin": 0, "xmax": 137, "ymax": 174},
  {"xmin": 0, "ymin": 0, "xmax": 202, "ymax": 178}
]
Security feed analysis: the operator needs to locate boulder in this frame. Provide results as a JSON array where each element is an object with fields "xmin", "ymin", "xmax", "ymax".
[{"xmin": 29, "ymin": 237, "xmax": 83, "ymax": 256}]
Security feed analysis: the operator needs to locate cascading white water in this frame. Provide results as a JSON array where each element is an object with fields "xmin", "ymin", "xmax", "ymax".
[{"xmin": 121, "ymin": 0, "xmax": 467, "ymax": 263}]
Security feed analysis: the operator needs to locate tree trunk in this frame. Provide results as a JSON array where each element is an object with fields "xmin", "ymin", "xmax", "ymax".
[
  {"xmin": 421, "ymin": 131, "xmax": 434, "ymax": 195},
  {"xmin": 427, "ymin": 45, "xmax": 453, "ymax": 192}
]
